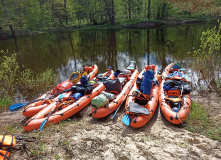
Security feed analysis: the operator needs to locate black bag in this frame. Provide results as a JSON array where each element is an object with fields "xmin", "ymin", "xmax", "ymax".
[
  {"xmin": 71, "ymin": 84, "xmax": 92, "ymax": 95},
  {"xmin": 103, "ymin": 79, "xmax": 122, "ymax": 92},
  {"xmin": 164, "ymin": 80, "xmax": 192, "ymax": 94}
]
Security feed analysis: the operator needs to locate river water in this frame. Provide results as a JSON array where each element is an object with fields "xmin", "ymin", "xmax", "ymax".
[{"xmin": 0, "ymin": 23, "xmax": 214, "ymax": 85}]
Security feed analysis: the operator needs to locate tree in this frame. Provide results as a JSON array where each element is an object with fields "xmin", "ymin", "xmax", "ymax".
[
  {"xmin": 1, "ymin": 0, "xmax": 16, "ymax": 38},
  {"xmin": 147, "ymin": 0, "xmax": 151, "ymax": 19}
]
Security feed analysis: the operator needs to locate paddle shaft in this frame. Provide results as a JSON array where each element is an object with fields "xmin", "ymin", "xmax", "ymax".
[
  {"xmin": 111, "ymin": 85, "xmax": 132, "ymax": 119},
  {"xmin": 40, "ymin": 100, "xmax": 61, "ymax": 131}
]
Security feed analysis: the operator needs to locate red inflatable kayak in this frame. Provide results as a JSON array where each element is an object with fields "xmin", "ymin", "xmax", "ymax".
[
  {"xmin": 23, "ymin": 65, "xmax": 98, "ymax": 117},
  {"xmin": 91, "ymin": 66, "xmax": 139, "ymax": 118},
  {"xmin": 24, "ymin": 70, "xmax": 114, "ymax": 131},
  {"xmin": 124, "ymin": 64, "xmax": 159, "ymax": 128},
  {"xmin": 159, "ymin": 62, "xmax": 191, "ymax": 124}
]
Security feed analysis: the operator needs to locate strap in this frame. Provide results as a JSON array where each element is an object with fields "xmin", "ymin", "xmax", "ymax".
[
  {"xmin": 14, "ymin": 135, "xmax": 36, "ymax": 143},
  {"xmin": 0, "ymin": 135, "xmax": 5, "ymax": 146}
]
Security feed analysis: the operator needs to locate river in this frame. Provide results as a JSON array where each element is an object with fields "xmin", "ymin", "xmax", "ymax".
[{"xmin": 0, "ymin": 23, "xmax": 214, "ymax": 85}]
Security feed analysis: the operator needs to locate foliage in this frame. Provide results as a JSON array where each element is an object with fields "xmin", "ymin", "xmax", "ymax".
[
  {"xmin": 0, "ymin": 95, "xmax": 13, "ymax": 109},
  {"xmin": 0, "ymin": 50, "xmax": 57, "ymax": 108},
  {"xmin": 1, "ymin": 0, "xmax": 220, "ymax": 31},
  {"xmin": 190, "ymin": 20, "xmax": 221, "ymax": 94},
  {"xmin": 0, "ymin": 50, "xmax": 19, "ymax": 94},
  {"xmin": 185, "ymin": 101, "xmax": 221, "ymax": 141},
  {"xmin": 18, "ymin": 68, "xmax": 56, "ymax": 96},
  {"xmin": 167, "ymin": 0, "xmax": 221, "ymax": 16}
]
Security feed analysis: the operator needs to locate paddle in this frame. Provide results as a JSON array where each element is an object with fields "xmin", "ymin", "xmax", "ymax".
[
  {"xmin": 40, "ymin": 94, "xmax": 65, "ymax": 131},
  {"xmin": 9, "ymin": 88, "xmax": 71, "ymax": 112},
  {"xmin": 122, "ymin": 114, "xmax": 131, "ymax": 126},
  {"xmin": 111, "ymin": 88, "xmax": 131, "ymax": 119}
]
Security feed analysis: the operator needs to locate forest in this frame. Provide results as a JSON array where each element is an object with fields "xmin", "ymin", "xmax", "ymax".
[{"xmin": 1, "ymin": 0, "xmax": 221, "ymax": 37}]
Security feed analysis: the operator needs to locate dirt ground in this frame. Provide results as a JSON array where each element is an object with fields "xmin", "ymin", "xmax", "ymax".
[{"xmin": 0, "ymin": 94, "xmax": 221, "ymax": 160}]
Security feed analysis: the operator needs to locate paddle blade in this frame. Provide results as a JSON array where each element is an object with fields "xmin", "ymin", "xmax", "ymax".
[
  {"xmin": 180, "ymin": 68, "xmax": 186, "ymax": 71},
  {"xmin": 122, "ymin": 115, "xmax": 131, "ymax": 126},
  {"xmin": 40, "ymin": 119, "xmax": 47, "ymax": 131},
  {"xmin": 9, "ymin": 103, "xmax": 28, "ymax": 112}
]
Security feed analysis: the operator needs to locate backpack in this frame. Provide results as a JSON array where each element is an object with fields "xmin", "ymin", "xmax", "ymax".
[{"xmin": 103, "ymin": 79, "xmax": 122, "ymax": 93}]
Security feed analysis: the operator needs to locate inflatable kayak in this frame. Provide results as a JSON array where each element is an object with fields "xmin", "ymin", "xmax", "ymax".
[
  {"xmin": 91, "ymin": 61, "xmax": 139, "ymax": 118},
  {"xmin": 123, "ymin": 64, "xmax": 159, "ymax": 128},
  {"xmin": 159, "ymin": 62, "xmax": 191, "ymax": 124},
  {"xmin": 24, "ymin": 70, "xmax": 114, "ymax": 131},
  {"xmin": 23, "ymin": 65, "xmax": 98, "ymax": 117}
]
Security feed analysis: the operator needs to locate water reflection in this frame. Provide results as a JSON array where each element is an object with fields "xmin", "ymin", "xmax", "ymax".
[{"xmin": 0, "ymin": 24, "xmax": 213, "ymax": 84}]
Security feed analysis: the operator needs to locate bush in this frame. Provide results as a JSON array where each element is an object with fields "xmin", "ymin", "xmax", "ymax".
[
  {"xmin": 190, "ymin": 20, "xmax": 221, "ymax": 94},
  {"xmin": 0, "ymin": 50, "xmax": 58, "ymax": 107}
]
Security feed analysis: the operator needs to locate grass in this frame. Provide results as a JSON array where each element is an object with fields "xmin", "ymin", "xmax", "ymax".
[
  {"xmin": 0, "ymin": 95, "xmax": 13, "ymax": 109},
  {"xmin": 185, "ymin": 101, "xmax": 221, "ymax": 141}
]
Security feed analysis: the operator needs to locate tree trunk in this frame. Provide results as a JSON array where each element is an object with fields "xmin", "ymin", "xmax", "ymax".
[
  {"xmin": 105, "ymin": 0, "xmax": 115, "ymax": 25},
  {"xmin": 147, "ymin": 0, "xmax": 151, "ymax": 19},
  {"xmin": 157, "ymin": 6, "xmax": 161, "ymax": 19},
  {"xmin": 128, "ymin": 0, "xmax": 131, "ymax": 19},
  {"xmin": 1, "ymin": 0, "xmax": 16, "ymax": 38},
  {"xmin": 146, "ymin": 30, "xmax": 150, "ymax": 65},
  {"xmin": 161, "ymin": 2, "xmax": 167, "ymax": 19},
  {"xmin": 64, "ymin": 0, "xmax": 68, "ymax": 25},
  {"xmin": 50, "ymin": 0, "xmax": 55, "ymax": 23},
  {"xmin": 110, "ymin": 0, "xmax": 115, "ymax": 24}
]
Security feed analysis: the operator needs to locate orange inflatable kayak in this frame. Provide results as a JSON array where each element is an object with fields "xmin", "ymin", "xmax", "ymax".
[
  {"xmin": 91, "ymin": 63, "xmax": 139, "ymax": 118},
  {"xmin": 159, "ymin": 62, "xmax": 191, "ymax": 124},
  {"xmin": 24, "ymin": 70, "xmax": 114, "ymax": 131},
  {"xmin": 23, "ymin": 65, "xmax": 98, "ymax": 117},
  {"xmin": 123, "ymin": 64, "xmax": 159, "ymax": 128}
]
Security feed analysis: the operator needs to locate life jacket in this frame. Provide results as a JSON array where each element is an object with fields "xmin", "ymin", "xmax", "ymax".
[
  {"xmin": 0, "ymin": 135, "xmax": 16, "ymax": 149},
  {"xmin": 0, "ymin": 135, "xmax": 36, "ymax": 160},
  {"xmin": 132, "ymin": 90, "xmax": 149, "ymax": 105},
  {"xmin": 0, "ymin": 135, "xmax": 16, "ymax": 160},
  {"xmin": 0, "ymin": 150, "xmax": 10, "ymax": 160}
]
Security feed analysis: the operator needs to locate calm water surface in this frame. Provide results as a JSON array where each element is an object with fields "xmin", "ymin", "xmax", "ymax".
[{"xmin": 0, "ymin": 24, "xmax": 213, "ymax": 84}]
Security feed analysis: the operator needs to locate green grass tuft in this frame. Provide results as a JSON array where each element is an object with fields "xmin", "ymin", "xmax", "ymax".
[
  {"xmin": 185, "ymin": 101, "xmax": 221, "ymax": 141},
  {"xmin": 0, "ymin": 95, "xmax": 13, "ymax": 109}
]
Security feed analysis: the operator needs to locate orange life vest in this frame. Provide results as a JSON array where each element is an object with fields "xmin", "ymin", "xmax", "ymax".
[
  {"xmin": 0, "ymin": 135, "xmax": 16, "ymax": 149},
  {"xmin": 0, "ymin": 135, "xmax": 36, "ymax": 160},
  {"xmin": 0, "ymin": 150, "xmax": 10, "ymax": 160}
]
